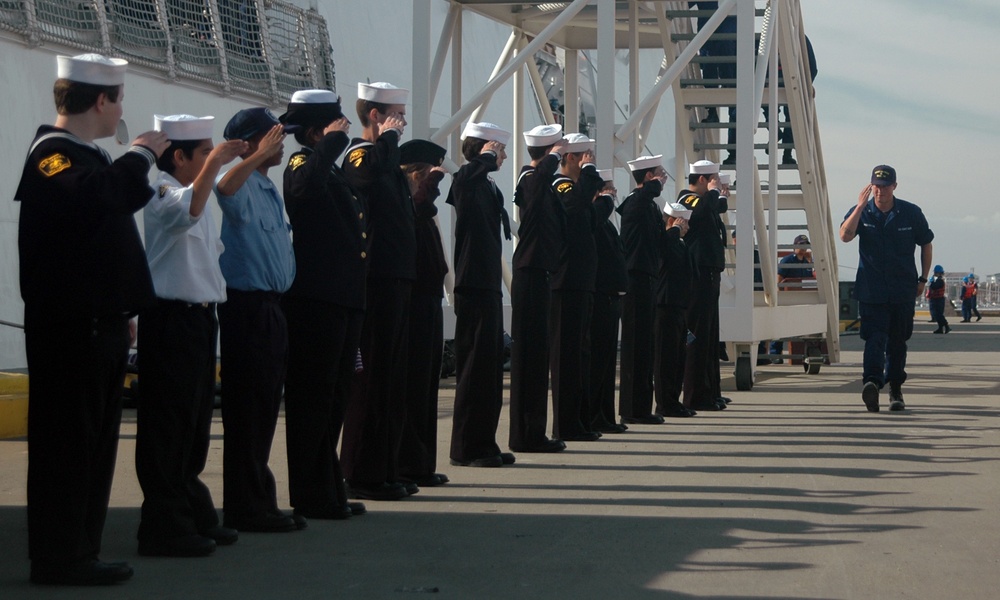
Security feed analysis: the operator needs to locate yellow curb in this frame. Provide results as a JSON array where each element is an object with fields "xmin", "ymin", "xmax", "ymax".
[{"xmin": 0, "ymin": 372, "xmax": 28, "ymax": 439}]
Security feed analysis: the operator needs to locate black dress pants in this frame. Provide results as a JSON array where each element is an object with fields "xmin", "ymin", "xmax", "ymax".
[
  {"xmin": 25, "ymin": 311, "xmax": 129, "ymax": 566},
  {"xmin": 549, "ymin": 289, "xmax": 594, "ymax": 438},
  {"xmin": 620, "ymin": 271, "xmax": 655, "ymax": 418},
  {"xmin": 218, "ymin": 289, "xmax": 287, "ymax": 521},
  {"xmin": 654, "ymin": 305, "xmax": 687, "ymax": 413},
  {"xmin": 449, "ymin": 289, "xmax": 504, "ymax": 462},
  {"xmin": 684, "ymin": 271, "xmax": 721, "ymax": 406},
  {"xmin": 399, "ymin": 293, "xmax": 444, "ymax": 479},
  {"xmin": 341, "ymin": 278, "xmax": 411, "ymax": 486},
  {"xmin": 136, "ymin": 300, "xmax": 219, "ymax": 543},
  {"xmin": 282, "ymin": 296, "xmax": 362, "ymax": 511},
  {"xmin": 590, "ymin": 293, "xmax": 622, "ymax": 427},
  {"xmin": 508, "ymin": 268, "xmax": 552, "ymax": 449}
]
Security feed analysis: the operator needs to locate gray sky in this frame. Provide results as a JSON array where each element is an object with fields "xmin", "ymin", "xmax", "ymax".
[{"xmin": 804, "ymin": 0, "xmax": 1000, "ymax": 277}]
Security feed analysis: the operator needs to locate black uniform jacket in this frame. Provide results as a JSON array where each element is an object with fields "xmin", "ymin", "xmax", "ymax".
[
  {"xmin": 512, "ymin": 152, "xmax": 564, "ymax": 273},
  {"xmin": 15, "ymin": 125, "xmax": 156, "ymax": 320},
  {"xmin": 616, "ymin": 179, "xmax": 664, "ymax": 277},
  {"xmin": 446, "ymin": 152, "xmax": 506, "ymax": 293},
  {"xmin": 655, "ymin": 226, "xmax": 692, "ymax": 308},
  {"xmin": 677, "ymin": 188, "xmax": 728, "ymax": 273},
  {"xmin": 550, "ymin": 165, "xmax": 606, "ymax": 292},
  {"xmin": 413, "ymin": 170, "xmax": 448, "ymax": 298},
  {"xmin": 342, "ymin": 130, "xmax": 415, "ymax": 280},
  {"xmin": 284, "ymin": 131, "xmax": 368, "ymax": 310},
  {"xmin": 593, "ymin": 195, "xmax": 628, "ymax": 295}
]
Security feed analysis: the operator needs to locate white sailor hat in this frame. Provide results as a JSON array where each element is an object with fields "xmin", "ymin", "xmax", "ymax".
[
  {"xmin": 357, "ymin": 82, "xmax": 409, "ymax": 105},
  {"xmin": 154, "ymin": 114, "xmax": 215, "ymax": 141},
  {"xmin": 663, "ymin": 202, "xmax": 693, "ymax": 219},
  {"xmin": 562, "ymin": 133, "xmax": 595, "ymax": 154},
  {"xmin": 462, "ymin": 121, "xmax": 511, "ymax": 146},
  {"xmin": 690, "ymin": 159, "xmax": 719, "ymax": 175},
  {"xmin": 56, "ymin": 53, "xmax": 128, "ymax": 86},
  {"xmin": 523, "ymin": 123, "xmax": 563, "ymax": 147},
  {"xmin": 719, "ymin": 173, "xmax": 731, "ymax": 185},
  {"xmin": 597, "ymin": 168, "xmax": 613, "ymax": 181},
  {"xmin": 280, "ymin": 89, "xmax": 343, "ymax": 126},
  {"xmin": 627, "ymin": 155, "xmax": 663, "ymax": 172}
]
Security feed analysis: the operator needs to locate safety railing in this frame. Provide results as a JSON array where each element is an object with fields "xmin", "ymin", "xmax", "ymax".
[{"xmin": 0, "ymin": 0, "xmax": 336, "ymax": 104}]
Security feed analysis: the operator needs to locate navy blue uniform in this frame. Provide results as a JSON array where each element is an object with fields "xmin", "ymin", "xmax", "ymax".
[
  {"xmin": 509, "ymin": 153, "xmax": 565, "ymax": 450},
  {"xmin": 282, "ymin": 131, "xmax": 368, "ymax": 515},
  {"xmin": 15, "ymin": 127, "xmax": 156, "ymax": 570},
  {"xmin": 844, "ymin": 197, "xmax": 933, "ymax": 387},
  {"xmin": 616, "ymin": 180, "xmax": 663, "ymax": 419}
]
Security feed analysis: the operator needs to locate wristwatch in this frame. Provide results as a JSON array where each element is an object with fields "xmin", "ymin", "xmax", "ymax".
[{"xmin": 917, "ymin": 276, "xmax": 928, "ymax": 283}]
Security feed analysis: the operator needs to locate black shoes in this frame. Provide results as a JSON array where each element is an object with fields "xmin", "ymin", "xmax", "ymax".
[
  {"xmin": 401, "ymin": 473, "xmax": 450, "ymax": 487},
  {"xmin": 347, "ymin": 482, "xmax": 409, "ymax": 500},
  {"xmin": 203, "ymin": 526, "xmax": 239, "ymax": 546},
  {"xmin": 560, "ymin": 431, "xmax": 602, "ymax": 442},
  {"xmin": 500, "ymin": 452, "xmax": 516, "ymax": 465},
  {"xmin": 593, "ymin": 420, "xmax": 628, "ymax": 433},
  {"xmin": 31, "ymin": 559, "xmax": 134, "ymax": 586},
  {"xmin": 691, "ymin": 399, "xmax": 726, "ymax": 412},
  {"xmin": 620, "ymin": 414, "xmax": 666, "ymax": 424},
  {"xmin": 862, "ymin": 381, "xmax": 880, "ymax": 413},
  {"xmin": 293, "ymin": 503, "xmax": 352, "ymax": 520},
  {"xmin": 510, "ymin": 438, "xmax": 567, "ymax": 453},
  {"xmin": 781, "ymin": 150, "xmax": 796, "ymax": 165},
  {"xmin": 138, "ymin": 534, "xmax": 216, "ymax": 557},
  {"xmin": 450, "ymin": 454, "xmax": 503, "ymax": 467},
  {"xmin": 889, "ymin": 383, "xmax": 905, "ymax": 412},
  {"xmin": 657, "ymin": 404, "xmax": 695, "ymax": 418},
  {"xmin": 223, "ymin": 512, "xmax": 298, "ymax": 533}
]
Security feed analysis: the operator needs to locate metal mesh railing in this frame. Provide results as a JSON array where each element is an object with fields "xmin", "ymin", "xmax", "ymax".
[{"xmin": 3, "ymin": 0, "xmax": 336, "ymax": 103}]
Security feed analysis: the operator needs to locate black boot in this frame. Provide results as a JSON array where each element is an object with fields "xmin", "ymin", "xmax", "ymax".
[{"xmin": 888, "ymin": 382, "xmax": 905, "ymax": 412}]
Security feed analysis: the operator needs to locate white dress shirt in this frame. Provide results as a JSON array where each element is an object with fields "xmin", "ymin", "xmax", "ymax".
[{"xmin": 144, "ymin": 171, "xmax": 227, "ymax": 303}]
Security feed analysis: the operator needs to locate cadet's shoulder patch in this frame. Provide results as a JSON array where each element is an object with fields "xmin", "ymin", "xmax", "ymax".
[
  {"xmin": 158, "ymin": 184, "xmax": 170, "ymax": 199},
  {"xmin": 288, "ymin": 154, "xmax": 307, "ymax": 171},
  {"xmin": 555, "ymin": 180, "xmax": 574, "ymax": 194},
  {"xmin": 347, "ymin": 147, "xmax": 367, "ymax": 168},
  {"xmin": 680, "ymin": 193, "xmax": 699, "ymax": 208},
  {"xmin": 38, "ymin": 153, "xmax": 71, "ymax": 177}
]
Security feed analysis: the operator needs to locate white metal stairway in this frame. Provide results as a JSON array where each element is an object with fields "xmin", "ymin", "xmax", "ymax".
[{"xmin": 663, "ymin": 0, "xmax": 840, "ymax": 389}]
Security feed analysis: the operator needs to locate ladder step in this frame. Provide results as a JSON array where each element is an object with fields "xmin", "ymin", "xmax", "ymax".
[
  {"xmin": 681, "ymin": 77, "xmax": 786, "ymax": 87},
  {"xmin": 671, "ymin": 32, "xmax": 738, "ymax": 42},
  {"xmin": 665, "ymin": 8, "xmax": 767, "ymax": 19},
  {"xmin": 694, "ymin": 143, "xmax": 795, "ymax": 151}
]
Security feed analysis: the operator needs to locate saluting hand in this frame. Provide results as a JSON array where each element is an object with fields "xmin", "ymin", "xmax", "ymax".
[
  {"xmin": 133, "ymin": 130, "xmax": 170, "ymax": 158},
  {"xmin": 255, "ymin": 125, "xmax": 286, "ymax": 159},
  {"xmin": 380, "ymin": 112, "xmax": 406, "ymax": 136},
  {"xmin": 673, "ymin": 217, "xmax": 690, "ymax": 236},
  {"xmin": 210, "ymin": 139, "xmax": 249, "ymax": 166},
  {"xmin": 325, "ymin": 116, "xmax": 351, "ymax": 136},
  {"xmin": 858, "ymin": 183, "xmax": 873, "ymax": 207},
  {"xmin": 581, "ymin": 149, "xmax": 596, "ymax": 164}
]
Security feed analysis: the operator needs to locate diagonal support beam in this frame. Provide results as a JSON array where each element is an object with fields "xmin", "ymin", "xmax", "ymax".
[{"xmin": 430, "ymin": 0, "xmax": 591, "ymax": 146}]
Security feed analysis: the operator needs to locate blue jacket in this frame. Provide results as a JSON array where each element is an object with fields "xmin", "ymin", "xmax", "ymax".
[{"xmin": 844, "ymin": 197, "xmax": 933, "ymax": 304}]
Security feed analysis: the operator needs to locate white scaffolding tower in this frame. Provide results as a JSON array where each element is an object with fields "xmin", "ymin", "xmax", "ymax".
[{"xmin": 410, "ymin": 0, "xmax": 840, "ymax": 390}]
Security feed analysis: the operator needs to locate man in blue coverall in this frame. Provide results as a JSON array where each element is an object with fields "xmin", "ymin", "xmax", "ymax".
[{"xmin": 839, "ymin": 165, "xmax": 933, "ymax": 412}]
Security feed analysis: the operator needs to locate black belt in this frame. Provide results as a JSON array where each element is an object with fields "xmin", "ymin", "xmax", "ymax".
[{"xmin": 159, "ymin": 298, "xmax": 214, "ymax": 309}]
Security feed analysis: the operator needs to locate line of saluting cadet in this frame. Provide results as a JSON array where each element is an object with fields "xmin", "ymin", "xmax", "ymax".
[{"xmin": 14, "ymin": 53, "xmax": 730, "ymax": 586}]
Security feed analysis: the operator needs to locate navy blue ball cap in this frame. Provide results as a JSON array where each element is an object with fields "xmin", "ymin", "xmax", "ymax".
[
  {"xmin": 400, "ymin": 139, "xmax": 447, "ymax": 166},
  {"xmin": 224, "ymin": 107, "xmax": 298, "ymax": 141},
  {"xmin": 871, "ymin": 164, "xmax": 896, "ymax": 186}
]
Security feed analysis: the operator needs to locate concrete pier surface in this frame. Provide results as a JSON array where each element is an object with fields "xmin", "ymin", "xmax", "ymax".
[{"xmin": 1, "ymin": 318, "xmax": 998, "ymax": 599}]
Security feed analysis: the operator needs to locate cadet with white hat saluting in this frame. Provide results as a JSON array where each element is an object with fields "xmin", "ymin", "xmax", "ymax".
[
  {"xmin": 547, "ymin": 133, "xmax": 607, "ymax": 443},
  {"xmin": 136, "ymin": 114, "xmax": 246, "ymax": 557},
  {"xmin": 617, "ymin": 154, "xmax": 669, "ymax": 425},
  {"xmin": 678, "ymin": 159, "xmax": 730, "ymax": 413},
  {"xmin": 279, "ymin": 89, "xmax": 369, "ymax": 520},
  {"xmin": 448, "ymin": 121, "xmax": 516, "ymax": 468},
  {"xmin": 15, "ymin": 53, "xmax": 169, "ymax": 585},
  {"xmin": 340, "ymin": 81, "xmax": 417, "ymax": 500},
  {"xmin": 508, "ymin": 123, "xmax": 568, "ymax": 454},
  {"xmin": 653, "ymin": 202, "xmax": 695, "ymax": 419}
]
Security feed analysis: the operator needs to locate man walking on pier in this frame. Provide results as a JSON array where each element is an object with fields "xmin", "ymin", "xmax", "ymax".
[{"xmin": 839, "ymin": 165, "xmax": 933, "ymax": 412}]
